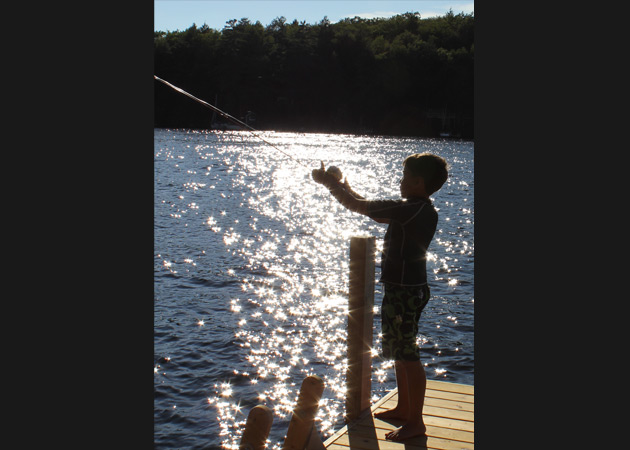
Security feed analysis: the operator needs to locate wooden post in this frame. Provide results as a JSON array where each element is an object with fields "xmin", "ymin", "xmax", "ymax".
[
  {"xmin": 345, "ymin": 236, "xmax": 375, "ymax": 422},
  {"xmin": 282, "ymin": 375, "xmax": 325, "ymax": 450},
  {"xmin": 239, "ymin": 405, "xmax": 273, "ymax": 450}
]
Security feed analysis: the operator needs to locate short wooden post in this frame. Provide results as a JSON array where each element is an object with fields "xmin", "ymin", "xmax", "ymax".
[
  {"xmin": 282, "ymin": 375, "xmax": 325, "ymax": 450},
  {"xmin": 345, "ymin": 236, "xmax": 375, "ymax": 422},
  {"xmin": 239, "ymin": 405, "xmax": 273, "ymax": 450}
]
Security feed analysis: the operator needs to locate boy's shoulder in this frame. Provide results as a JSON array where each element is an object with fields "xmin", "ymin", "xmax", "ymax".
[{"xmin": 403, "ymin": 196, "xmax": 435, "ymax": 210}]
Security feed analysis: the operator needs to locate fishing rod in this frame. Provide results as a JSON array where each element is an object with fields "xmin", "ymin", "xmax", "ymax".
[{"xmin": 154, "ymin": 75, "xmax": 310, "ymax": 168}]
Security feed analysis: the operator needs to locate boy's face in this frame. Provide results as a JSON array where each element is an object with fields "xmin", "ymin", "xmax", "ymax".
[{"xmin": 399, "ymin": 167, "xmax": 424, "ymax": 198}]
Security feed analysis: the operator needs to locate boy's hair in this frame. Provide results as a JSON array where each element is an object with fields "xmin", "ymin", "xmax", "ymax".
[{"xmin": 403, "ymin": 153, "xmax": 449, "ymax": 195}]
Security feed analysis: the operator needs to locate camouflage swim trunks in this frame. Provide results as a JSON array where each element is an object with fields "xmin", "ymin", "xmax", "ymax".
[{"xmin": 380, "ymin": 282, "xmax": 430, "ymax": 361}]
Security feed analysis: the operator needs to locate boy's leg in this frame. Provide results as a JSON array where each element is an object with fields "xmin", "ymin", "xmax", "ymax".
[
  {"xmin": 374, "ymin": 361, "xmax": 410, "ymax": 420},
  {"xmin": 384, "ymin": 360, "xmax": 427, "ymax": 441}
]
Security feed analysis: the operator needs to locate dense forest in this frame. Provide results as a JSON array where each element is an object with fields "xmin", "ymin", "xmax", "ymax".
[{"xmin": 154, "ymin": 10, "xmax": 473, "ymax": 138}]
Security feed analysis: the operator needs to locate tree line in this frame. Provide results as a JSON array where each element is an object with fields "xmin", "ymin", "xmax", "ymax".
[{"xmin": 154, "ymin": 10, "xmax": 473, "ymax": 138}]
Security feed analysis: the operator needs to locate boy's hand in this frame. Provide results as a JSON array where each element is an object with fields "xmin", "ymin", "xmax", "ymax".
[
  {"xmin": 311, "ymin": 161, "xmax": 326, "ymax": 183},
  {"xmin": 312, "ymin": 161, "xmax": 340, "ymax": 187}
]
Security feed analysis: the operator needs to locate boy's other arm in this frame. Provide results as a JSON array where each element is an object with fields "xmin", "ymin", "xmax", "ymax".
[
  {"xmin": 312, "ymin": 163, "xmax": 388, "ymax": 221},
  {"xmin": 342, "ymin": 179, "xmax": 389, "ymax": 223},
  {"xmin": 330, "ymin": 182, "xmax": 369, "ymax": 215}
]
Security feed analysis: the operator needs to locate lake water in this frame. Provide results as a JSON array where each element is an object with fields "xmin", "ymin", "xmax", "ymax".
[{"xmin": 154, "ymin": 128, "xmax": 474, "ymax": 449}]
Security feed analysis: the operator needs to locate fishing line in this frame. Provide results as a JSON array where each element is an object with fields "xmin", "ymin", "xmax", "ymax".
[{"xmin": 155, "ymin": 75, "xmax": 310, "ymax": 168}]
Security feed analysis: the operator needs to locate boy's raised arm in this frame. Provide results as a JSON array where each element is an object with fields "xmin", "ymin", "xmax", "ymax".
[{"xmin": 312, "ymin": 162, "xmax": 369, "ymax": 216}]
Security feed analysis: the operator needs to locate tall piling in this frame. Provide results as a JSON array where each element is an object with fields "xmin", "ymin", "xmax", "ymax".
[{"xmin": 345, "ymin": 236, "xmax": 375, "ymax": 422}]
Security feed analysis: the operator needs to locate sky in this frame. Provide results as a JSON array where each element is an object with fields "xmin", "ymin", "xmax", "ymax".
[{"xmin": 154, "ymin": 0, "xmax": 474, "ymax": 32}]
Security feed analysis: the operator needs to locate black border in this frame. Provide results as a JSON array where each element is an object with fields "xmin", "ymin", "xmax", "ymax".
[{"xmin": 24, "ymin": 1, "xmax": 156, "ymax": 448}]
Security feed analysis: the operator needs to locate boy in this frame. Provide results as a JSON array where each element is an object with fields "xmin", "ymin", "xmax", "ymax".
[{"xmin": 311, "ymin": 153, "xmax": 448, "ymax": 442}]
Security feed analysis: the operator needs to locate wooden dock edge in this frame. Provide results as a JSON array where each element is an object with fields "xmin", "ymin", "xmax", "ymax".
[{"xmin": 323, "ymin": 379, "xmax": 474, "ymax": 449}]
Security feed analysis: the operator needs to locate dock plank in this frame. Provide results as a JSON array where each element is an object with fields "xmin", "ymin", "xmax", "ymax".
[
  {"xmin": 378, "ymin": 396, "xmax": 474, "ymax": 413},
  {"xmin": 372, "ymin": 408, "xmax": 474, "ymax": 432},
  {"xmin": 425, "ymin": 380, "xmax": 474, "ymax": 396}
]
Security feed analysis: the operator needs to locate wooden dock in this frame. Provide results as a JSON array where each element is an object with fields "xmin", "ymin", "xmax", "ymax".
[{"xmin": 323, "ymin": 379, "xmax": 474, "ymax": 450}]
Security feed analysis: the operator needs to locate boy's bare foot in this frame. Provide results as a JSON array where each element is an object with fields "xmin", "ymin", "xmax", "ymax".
[
  {"xmin": 385, "ymin": 422, "xmax": 427, "ymax": 442},
  {"xmin": 374, "ymin": 407, "xmax": 408, "ymax": 421}
]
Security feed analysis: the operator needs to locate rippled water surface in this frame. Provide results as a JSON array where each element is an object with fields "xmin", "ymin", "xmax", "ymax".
[{"xmin": 154, "ymin": 129, "xmax": 474, "ymax": 449}]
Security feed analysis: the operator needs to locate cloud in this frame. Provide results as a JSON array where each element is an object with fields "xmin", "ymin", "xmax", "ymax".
[
  {"xmin": 346, "ymin": 10, "xmax": 401, "ymax": 20},
  {"xmin": 414, "ymin": 3, "xmax": 475, "ymax": 19},
  {"xmin": 455, "ymin": 2, "xmax": 475, "ymax": 14},
  {"xmin": 342, "ymin": 3, "xmax": 474, "ymax": 22}
]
